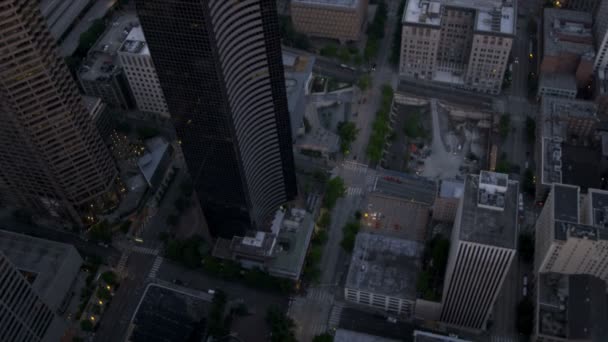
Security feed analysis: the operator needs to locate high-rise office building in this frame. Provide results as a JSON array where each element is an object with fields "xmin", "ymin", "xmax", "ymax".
[
  {"xmin": 0, "ymin": 0, "xmax": 118, "ymax": 226},
  {"xmin": 0, "ymin": 251, "xmax": 67, "ymax": 342},
  {"xmin": 440, "ymin": 171, "xmax": 519, "ymax": 331},
  {"xmin": 136, "ymin": 0, "xmax": 297, "ymax": 236},
  {"xmin": 399, "ymin": 0, "xmax": 515, "ymax": 95},
  {"xmin": 594, "ymin": 0, "xmax": 608, "ymax": 73}
]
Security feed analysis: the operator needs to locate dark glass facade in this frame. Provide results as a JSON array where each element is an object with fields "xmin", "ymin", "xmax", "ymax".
[{"xmin": 136, "ymin": 0, "xmax": 296, "ymax": 237}]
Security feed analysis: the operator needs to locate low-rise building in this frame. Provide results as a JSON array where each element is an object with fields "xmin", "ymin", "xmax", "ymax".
[
  {"xmin": 78, "ymin": 13, "xmax": 137, "ymax": 109},
  {"xmin": 535, "ymin": 184, "xmax": 608, "ymax": 285},
  {"xmin": 283, "ymin": 50, "xmax": 315, "ymax": 140},
  {"xmin": 535, "ymin": 272, "xmax": 608, "ymax": 342},
  {"xmin": 291, "ymin": 0, "xmax": 368, "ymax": 42},
  {"xmin": 537, "ymin": 73, "xmax": 578, "ymax": 99},
  {"xmin": 433, "ymin": 179, "xmax": 464, "ymax": 222},
  {"xmin": 364, "ymin": 170, "xmax": 436, "ymax": 240},
  {"xmin": 212, "ymin": 208, "xmax": 314, "ymax": 280},
  {"xmin": 0, "ymin": 230, "xmax": 83, "ymax": 313},
  {"xmin": 344, "ymin": 232, "xmax": 423, "ymax": 317},
  {"xmin": 118, "ymin": 26, "xmax": 169, "ymax": 117}
]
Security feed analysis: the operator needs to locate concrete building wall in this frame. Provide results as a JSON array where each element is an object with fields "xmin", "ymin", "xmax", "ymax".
[
  {"xmin": 291, "ymin": 0, "xmax": 368, "ymax": 42},
  {"xmin": 119, "ymin": 53, "xmax": 169, "ymax": 117},
  {"xmin": 344, "ymin": 287, "xmax": 415, "ymax": 317},
  {"xmin": 541, "ymin": 54, "xmax": 581, "ymax": 75},
  {"xmin": 399, "ymin": 25, "xmax": 441, "ymax": 79},
  {"xmin": 534, "ymin": 190, "xmax": 555, "ymax": 273},
  {"xmin": 564, "ymin": 0, "xmax": 601, "ymax": 11},
  {"xmin": 595, "ymin": 0, "xmax": 608, "ymax": 72},
  {"xmin": 465, "ymin": 34, "xmax": 512, "ymax": 94},
  {"xmin": 575, "ymin": 56, "xmax": 594, "ymax": 87},
  {"xmin": 433, "ymin": 197, "xmax": 459, "ymax": 222},
  {"xmin": 435, "ymin": 7, "xmax": 475, "ymax": 72}
]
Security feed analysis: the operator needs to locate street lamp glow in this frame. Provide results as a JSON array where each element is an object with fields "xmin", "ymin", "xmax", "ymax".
[{"xmin": 90, "ymin": 316, "xmax": 95, "ymax": 321}]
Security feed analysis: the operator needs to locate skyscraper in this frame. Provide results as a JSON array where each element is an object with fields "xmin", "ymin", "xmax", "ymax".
[
  {"xmin": 0, "ymin": 0, "xmax": 118, "ymax": 226},
  {"xmin": 440, "ymin": 171, "xmax": 519, "ymax": 331},
  {"xmin": 136, "ymin": 0, "xmax": 297, "ymax": 237}
]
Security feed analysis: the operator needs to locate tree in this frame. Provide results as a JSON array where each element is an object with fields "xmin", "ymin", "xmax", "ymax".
[
  {"xmin": 526, "ymin": 117, "xmax": 536, "ymax": 143},
  {"xmin": 320, "ymin": 44, "xmax": 338, "ymax": 58},
  {"xmin": 266, "ymin": 306, "xmax": 297, "ymax": 342},
  {"xmin": 96, "ymin": 287, "xmax": 112, "ymax": 301},
  {"xmin": 101, "ymin": 271, "xmax": 117, "ymax": 285},
  {"xmin": 523, "ymin": 169, "xmax": 535, "ymax": 196},
  {"xmin": 323, "ymin": 177, "xmax": 346, "ymax": 209},
  {"xmin": 518, "ymin": 232, "xmax": 535, "ymax": 264},
  {"xmin": 337, "ymin": 121, "xmax": 359, "ymax": 154},
  {"xmin": 318, "ymin": 211, "xmax": 331, "ymax": 229},
  {"xmin": 357, "ymin": 74, "xmax": 372, "ymax": 91},
  {"xmin": 499, "ymin": 114, "xmax": 510, "ymax": 139},
  {"xmin": 119, "ymin": 220, "xmax": 131, "ymax": 234},
  {"xmin": 364, "ymin": 38, "xmax": 379, "ymax": 61},
  {"xmin": 76, "ymin": 19, "xmax": 106, "ymax": 57},
  {"xmin": 313, "ymin": 333, "xmax": 334, "ymax": 342},
  {"xmin": 89, "ymin": 220, "xmax": 112, "ymax": 243},
  {"xmin": 80, "ymin": 319, "xmax": 94, "ymax": 332},
  {"xmin": 337, "ymin": 47, "xmax": 351, "ymax": 64},
  {"xmin": 341, "ymin": 221, "xmax": 360, "ymax": 252}
]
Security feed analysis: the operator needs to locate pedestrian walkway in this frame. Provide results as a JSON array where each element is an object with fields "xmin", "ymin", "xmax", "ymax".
[
  {"xmin": 366, "ymin": 173, "xmax": 377, "ymax": 191},
  {"xmin": 328, "ymin": 302, "xmax": 344, "ymax": 328},
  {"xmin": 347, "ymin": 187, "xmax": 363, "ymax": 196},
  {"xmin": 342, "ymin": 160, "xmax": 368, "ymax": 174},
  {"xmin": 132, "ymin": 245, "xmax": 160, "ymax": 256},
  {"xmin": 306, "ymin": 287, "xmax": 335, "ymax": 304},
  {"xmin": 148, "ymin": 256, "xmax": 163, "ymax": 279}
]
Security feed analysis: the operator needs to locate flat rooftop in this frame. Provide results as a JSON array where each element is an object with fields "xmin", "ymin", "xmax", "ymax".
[
  {"xmin": 543, "ymin": 8, "xmax": 594, "ymax": 57},
  {"xmin": 79, "ymin": 13, "xmax": 139, "ymax": 81},
  {"xmin": 553, "ymin": 184, "xmax": 579, "ymax": 223},
  {"xmin": 537, "ymin": 273, "xmax": 608, "ymax": 341},
  {"xmin": 268, "ymin": 209, "xmax": 315, "ymax": 279},
  {"xmin": 129, "ymin": 284, "xmax": 212, "ymax": 342},
  {"xmin": 457, "ymin": 173, "xmax": 518, "ymax": 249},
  {"xmin": 372, "ymin": 169, "xmax": 437, "ymax": 205},
  {"xmin": 403, "ymin": 0, "xmax": 515, "ymax": 35},
  {"xmin": 0, "ymin": 229, "xmax": 82, "ymax": 310},
  {"xmin": 345, "ymin": 232, "xmax": 423, "ymax": 299},
  {"xmin": 589, "ymin": 189, "xmax": 608, "ymax": 229},
  {"xmin": 364, "ymin": 193, "xmax": 429, "ymax": 241},
  {"xmin": 551, "ymin": 184, "xmax": 608, "ymax": 241},
  {"xmin": 291, "ymin": 0, "xmax": 361, "ymax": 8},
  {"xmin": 283, "ymin": 51, "xmax": 315, "ymax": 139},
  {"xmin": 119, "ymin": 26, "xmax": 150, "ymax": 56},
  {"xmin": 539, "ymin": 73, "xmax": 577, "ymax": 92},
  {"xmin": 439, "ymin": 179, "xmax": 464, "ymax": 198}
]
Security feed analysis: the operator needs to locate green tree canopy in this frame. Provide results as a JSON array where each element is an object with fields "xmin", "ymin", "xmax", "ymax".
[{"xmin": 323, "ymin": 177, "xmax": 346, "ymax": 209}]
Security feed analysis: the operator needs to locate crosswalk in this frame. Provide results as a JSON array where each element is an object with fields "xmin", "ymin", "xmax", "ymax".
[
  {"xmin": 366, "ymin": 173, "xmax": 377, "ymax": 191},
  {"xmin": 148, "ymin": 256, "xmax": 163, "ymax": 279},
  {"xmin": 328, "ymin": 302, "xmax": 344, "ymax": 328},
  {"xmin": 306, "ymin": 287, "xmax": 335, "ymax": 304},
  {"xmin": 306, "ymin": 193, "xmax": 320, "ymax": 212},
  {"xmin": 115, "ymin": 252, "xmax": 130, "ymax": 277},
  {"xmin": 342, "ymin": 161, "xmax": 368, "ymax": 175},
  {"xmin": 347, "ymin": 187, "xmax": 363, "ymax": 196},
  {"xmin": 132, "ymin": 245, "xmax": 160, "ymax": 256}
]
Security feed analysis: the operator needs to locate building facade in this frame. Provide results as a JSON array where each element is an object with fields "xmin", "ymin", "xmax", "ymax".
[
  {"xmin": 136, "ymin": 0, "xmax": 297, "ymax": 237},
  {"xmin": 0, "ymin": 252, "xmax": 67, "ymax": 342},
  {"xmin": 39, "ymin": 0, "xmax": 91, "ymax": 42},
  {"xmin": 440, "ymin": 172, "xmax": 518, "ymax": 331},
  {"xmin": 535, "ymin": 185, "xmax": 608, "ymax": 283},
  {"xmin": 118, "ymin": 26, "xmax": 170, "ymax": 117},
  {"xmin": 291, "ymin": 0, "xmax": 368, "ymax": 42},
  {"xmin": 400, "ymin": 0, "xmax": 515, "ymax": 94},
  {"xmin": 594, "ymin": 0, "xmax": 608, "ymax": 74},
  {"xmin": 0, "ymin": 0, "xmax": 118, "ymax": 226}
]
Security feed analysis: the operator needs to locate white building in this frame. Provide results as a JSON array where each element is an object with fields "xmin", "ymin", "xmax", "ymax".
[
  {"xmin": 440, "ymin": 171, "xmax": 519, "ymax": 331},
  {"xmin": 535, "ymin": 184, "xmax": 608, "ymax": 283},
  {"xmin": 118, "ymin": 26, "xmax": 169, "ymax": 117}
]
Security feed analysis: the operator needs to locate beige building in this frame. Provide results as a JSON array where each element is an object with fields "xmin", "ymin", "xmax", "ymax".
[
  {"xmin": 291, "ymin": 0, "xmax": 368, "ymax": 42},
  {"xmin": 118, "ymin": 26, "xmax": 169, "ymax": 117},
  {"xmin": 399, "ymin": 0, "xmax": 515, "ymax": 94},
  {"xmin": 535, "ymin": 184, "xmax": 608, "ymax": 284},
  {"xmin": 433, "ymin": 179, "xmax": 464, "ymax": 222}
]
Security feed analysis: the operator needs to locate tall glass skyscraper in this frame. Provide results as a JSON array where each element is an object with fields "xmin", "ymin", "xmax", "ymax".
[{"xmin": 136, "ymin": 0, "xmax": 297, "ymax": 237}]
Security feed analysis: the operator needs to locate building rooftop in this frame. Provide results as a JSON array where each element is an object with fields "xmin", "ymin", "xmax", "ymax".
[
  {"xmin": 457, "ymin": 172, "xmax": 518, "ymax": 249},
  {"xmin": 553, "ymin": 184, "xmax": 579, "ymax": 223},
  {"xmin": 345, "ymin": 232, "xmax": 423, "ymax": 299},
  {"xmin": 268, "ymin": 209, "xmax": 315, "ymax": 279},
  {"xmin": 119, "ymin": 26, "xmax": 150, "ymax": 56},
  {"xmin": 0, "ymin": 229, "xmax": 82, "ymax": 310},
  {"xmin": 129, "ymin": 283, "xmax": 212, "ymax": 342},
  {"xmin": 537, "ymin": 273, "xmax": 608, "ymax": 341},
  {"xmin": 283, "ymin": 50, "xmax": 315, "ymax": 139},
  {"xmin": 291, "ymin": 0, "xmax": 361, "ymax": 8},
  {"xmin": 539, "ymin": 73, "xmax": 578, "ymax": 93},
  {"xmin": 438, "ymin": 179, "xmax": 465, "ymax": 198},
  {"xmin": 403, "ymin": 0, "xmax": 515, "ymax": 35},
  {"xmin": 363, "ymin": 193, "xmax": 430, "ymax": 241},
  {"xmin": 137, "ymin": 137, "xmax": 171, "ymax": 187},
  {"xmin": 334, "ymin": 329, "xmax": 400, "ymax": 342},
  {"xmin": 543, "ymin": 8, "xmax": 595, "ymax": 57},
  {"xmin": 561, "ymin": 144, "xmax": 601, "ymax": 191},
  {"xmin": 79, "ymin": 13, "xmax": 139, "ymax": 81},
  {"xmin": 588, "ymin": 189, "xmax": 608, "ymax": 229},
  {"xmin": 372, "ymin": 169, "xmax": 437, "ymax": 205}
]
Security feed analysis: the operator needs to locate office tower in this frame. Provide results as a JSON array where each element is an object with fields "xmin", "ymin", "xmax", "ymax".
[
  {"xmin": 0, "ymin": 251, "xmax": 67, "ymax": 342},
  {"xmin": 291, "ymin": 0, "xmax": 369, "ymax": 42},
  {"xmin": 118, "ymin": 26, "xmax": 169, "ymax": 117},
  {"xmin": 594, "ymin": 0, "xmax": 608, "ymax": 73},
  {"xmin": 399, "ymin": 0, "xmax": 515, "ymax": 95},
  {"xmin": 563, "ymin": 0, "xmax": 601, "ymax": 11},
  {"xmin": 535, "ymin": 184, "xmax": 608, "ymax": 282},
  {"xmin": 440, "ymin": 171, "xmax": 519, "ymax": 331},
  {"xmin": 0, "ymin": 0, "xmax": 118, "ymax": 226},
  {"xmin": 136, "ymin": 0, "xmax": 297, "ymax": 237}
]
